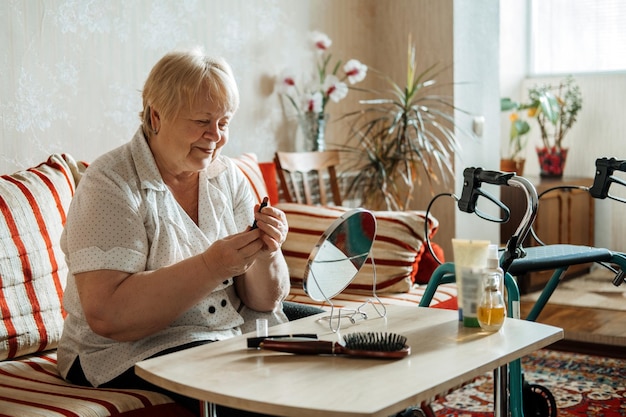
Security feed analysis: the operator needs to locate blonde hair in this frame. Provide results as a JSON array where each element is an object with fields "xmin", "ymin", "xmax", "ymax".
[{"xmin": 140, "ymin": 47, "xmax": 240, "ymax": 137}]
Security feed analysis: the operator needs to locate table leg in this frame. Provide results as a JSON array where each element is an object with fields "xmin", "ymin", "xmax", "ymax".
[
  {"xmin": 494, "ymin": 364, "xmax": 508, "ymax": 417},
  {"xmin": 201, "ymin": 401, "xmax": 218, "ymax": 417}
]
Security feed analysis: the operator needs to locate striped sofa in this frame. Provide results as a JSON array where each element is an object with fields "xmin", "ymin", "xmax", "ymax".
[
  {"xmin": 0, "ymin": 154, "xmax": 194, "ymax": 416},
  {"xmin": 0, "ymin": 153, "xmax": 456, "ymax": 416},
  {"xmin": 233, "ymin": 153, "xmax": 458, "ymax": 312}
]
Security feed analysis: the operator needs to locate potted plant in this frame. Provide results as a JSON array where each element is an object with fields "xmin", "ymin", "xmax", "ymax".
[
  {"xmin": 337, "ymin": 39, "xmax": 469, "ymax": 211},
  {"xmin": 506, "ymin": 76, "xmax": 582, "ymax": 178},
  {"xmin": 500, "ymin": 97, "xmax": 531, "ymax": 175}
]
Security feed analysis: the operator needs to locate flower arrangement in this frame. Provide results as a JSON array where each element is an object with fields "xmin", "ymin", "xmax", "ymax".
[
  {"xmin": 275, "ymin": 31, "xmax": 367, "ymax": 151},
  {"xmin": 275, "ymin": 31, "xmax": 368, "ymax": 116}
]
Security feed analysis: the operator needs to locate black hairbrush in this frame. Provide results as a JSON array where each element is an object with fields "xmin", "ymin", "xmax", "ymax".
[{"xmin": 259, "ymin": 332, "xmax": 410, "ymax": 359}]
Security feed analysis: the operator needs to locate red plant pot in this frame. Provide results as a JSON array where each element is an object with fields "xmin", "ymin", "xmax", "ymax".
[{"xmin": 537, "ymin": 147, "xmax": 568, "ymax": 178}]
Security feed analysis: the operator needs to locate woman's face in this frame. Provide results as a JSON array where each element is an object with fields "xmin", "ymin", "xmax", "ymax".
[{"xmin": 151, "ymin": 85, "xmax": 234, "ymax": 176}]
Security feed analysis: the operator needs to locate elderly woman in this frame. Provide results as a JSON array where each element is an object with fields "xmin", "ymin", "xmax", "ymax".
[{"xmin": 57, "ymin": 48, "xmax": 290, "ymax": 417}]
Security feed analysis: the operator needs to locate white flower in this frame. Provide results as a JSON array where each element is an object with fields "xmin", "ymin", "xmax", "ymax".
[
  {"xmin": 276, "ymin": 69, "xmax": 297, "ymax": 95},
  {"xmin": 344, "ymin": 59, "xmax": 368, "ymax": 84},
  {"xmin": 323, "ymin": 75, "xmax": 348, "ymax": 103},
  {"xmin": 311, "ymin": 31, "xmax": 332, "ymax": 52},
  {"xmin": 302, "ymin": 91, "xmax": 323, "ymax": 113},
  {"xmin": 276, "ymin": 30, "xmax": 367, "ymax": 115}
]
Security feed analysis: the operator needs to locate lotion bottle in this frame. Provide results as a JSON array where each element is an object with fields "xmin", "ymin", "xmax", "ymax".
[{"xmin": 452, "ymin": 239, "xmax": 490, "ymax": 327}]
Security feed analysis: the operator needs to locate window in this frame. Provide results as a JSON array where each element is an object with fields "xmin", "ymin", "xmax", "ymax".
[{"xmin": 530, "ymin": 0, "xmax": 626, "ymax": 74}]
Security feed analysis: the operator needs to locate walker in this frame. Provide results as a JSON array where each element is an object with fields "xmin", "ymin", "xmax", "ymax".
[{"xmin": 418, "ymin": 157, "xmax": 626, "ymax": 417}]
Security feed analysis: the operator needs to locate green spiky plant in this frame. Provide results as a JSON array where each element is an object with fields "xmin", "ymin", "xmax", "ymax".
[{"xmin": 338, "ymin": 40, "xmax": 470, "ymax": 211}]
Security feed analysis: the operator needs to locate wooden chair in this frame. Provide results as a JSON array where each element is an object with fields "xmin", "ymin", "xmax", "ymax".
[{"xmin": 274, "ymin": 151, "xmax": 342, "ymax": 206}]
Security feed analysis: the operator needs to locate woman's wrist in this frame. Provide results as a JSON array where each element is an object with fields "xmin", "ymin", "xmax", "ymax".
[{"xmin": 198, "ymin": 250, "xmax": 229, "ymax": 286}]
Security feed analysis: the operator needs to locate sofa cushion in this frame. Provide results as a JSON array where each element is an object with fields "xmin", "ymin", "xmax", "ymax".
[
  {"xmin": 0, "ymin": 154, "xmax": 86, "ymax": 360},
  {"xmin": 276, "ymin": 203, "xmax": 439, "ymax": 294},
  {"xmin": 232, "ymin": 153, "xmax": 270, "ymax": 204},
  {"xmin": 414, "ymin": 241, "xmax": 446, "ymax": 285},
  {"xmin": 284, "ymin": 283, "xmax": 458, "ymax": 311},
  {"xmin": 0, "ymin": 351, "xmax": 193, "ymax": 416},
  {"xmin": 258, "ymin": 161, "xmax": 280, "ymax": 205}
]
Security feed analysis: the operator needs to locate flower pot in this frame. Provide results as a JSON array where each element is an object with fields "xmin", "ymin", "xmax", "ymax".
[
  {"xmin": 537, "ymin": 147, "xmax": 568, "ymax": 178},
  {"xmin": 298, "ymin": 112, "xmax": 328, "ymax": 152},
  {"xmin": 500, "ymin": 158, "xmax": 526, "ymax": 176}
]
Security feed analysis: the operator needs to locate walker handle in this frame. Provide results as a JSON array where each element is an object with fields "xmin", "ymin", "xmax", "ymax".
[
  {"xmin": 589, "ymin": 157, "xmax": 626, "ymax": 203},
  {"xmin": 501, "ymin": 175, "xmax": 538, "ymax": 272},
  {"xmin": 456, "ymin": 167, "xmax": 539, "ymax": 273},
  {"xmin": 458, "ymin": 168, "xmax": 514, "ymax": 222}
]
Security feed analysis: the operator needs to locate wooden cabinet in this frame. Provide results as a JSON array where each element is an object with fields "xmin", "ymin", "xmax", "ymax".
[{"xmin": 500, "ymin": 176, "xmax": 594, "ymax": 294}]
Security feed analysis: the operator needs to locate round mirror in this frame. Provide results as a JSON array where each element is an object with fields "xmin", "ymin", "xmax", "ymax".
[{"xmin": 303, "ymin": 208, "xmax": 377, "ymax": 302}]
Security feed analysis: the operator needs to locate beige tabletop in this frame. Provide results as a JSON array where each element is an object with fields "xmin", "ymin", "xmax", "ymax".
[{"xmin": 136, "ymin": 304, "xmax": 563, "ymax": 417}]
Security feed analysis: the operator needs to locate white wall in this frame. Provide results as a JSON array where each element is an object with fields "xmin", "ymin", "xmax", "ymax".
[
  {"xmin": 453, "ymin": 0, "xmax": 501, "ymax": 244},
  {"xmin": 499, "ymin": 0, "xmax": 529, "ymax": 148},
  {"xmin": 1, "ymin": 0, "xmax": 310, "ymax": 172}
]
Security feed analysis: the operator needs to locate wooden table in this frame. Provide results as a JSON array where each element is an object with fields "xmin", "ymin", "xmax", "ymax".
[{"xmin": 136, "ymin": 305, "xmax": 563, "ymax": 417}]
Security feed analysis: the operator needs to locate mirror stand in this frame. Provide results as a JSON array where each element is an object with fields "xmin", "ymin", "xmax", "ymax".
[
  {"xmin": 310, "ymin": 256, "xmax": 387, "ymax": 333},
  {"xmin": 302, "ymin": 208, "xmax": 385, "ymax": 333}
]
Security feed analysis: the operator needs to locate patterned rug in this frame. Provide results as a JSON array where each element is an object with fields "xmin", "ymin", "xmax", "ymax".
[{"xmin": 431, "ymin": 349, "xmax": 626, "ymax": 416}]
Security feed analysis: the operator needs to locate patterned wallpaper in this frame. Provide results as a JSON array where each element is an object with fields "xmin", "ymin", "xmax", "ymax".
[
  {"xmin": 1, "ymin": 0, "xmax": 309, "ymax": 172},
  {"xmin": 1, "ymin": 0, "xmax": 505, "ymax": 255},
  {"xmin": 7, "ymin": 1, "xmax": 621, "ymax": 251}
]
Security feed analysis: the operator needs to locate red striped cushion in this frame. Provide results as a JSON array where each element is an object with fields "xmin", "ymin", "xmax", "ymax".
[
  {"xmin": 232, "ymin": 153, "xmax": 269, "ymax": 204},
  {"xmin": 284, "ymin": 284, "xmax": 458, "ymax": 310},
  {"xmin": 277, "ymin": 203, "xmax": 439, "ymax": 294},
  {"xmin": 0, "ymin": 154, "xmax": 86, "ymax": 360},
  {"xmin": 0, "ymin": 351, "xmax": 192, "ymax": 416}
]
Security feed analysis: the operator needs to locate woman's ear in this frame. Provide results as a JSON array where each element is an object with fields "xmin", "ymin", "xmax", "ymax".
[{"xmin": 150, "ymin": 107, "xmax": 161, "ymax": 134}]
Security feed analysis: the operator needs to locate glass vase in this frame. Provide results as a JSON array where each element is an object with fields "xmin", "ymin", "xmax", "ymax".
[
  {"xmin": 537, "ymin": 147, "xmax": 568, "ymax": 178},
  {"xmin": 298, "ymin": 112, "xmax": 328, "ymax": 152}
]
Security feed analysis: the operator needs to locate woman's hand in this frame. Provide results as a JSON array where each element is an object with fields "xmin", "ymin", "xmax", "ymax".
[
  {"xmin": 201, "ymin": 230, "xmax": 266, "ymax": 279},
  {"xmin": 251, "ymin": 202, "xmax": 288, "ymax": 254},
  {"xmin": 234, "ymin": 202, "xmax": 290, "ymax": 311}
]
